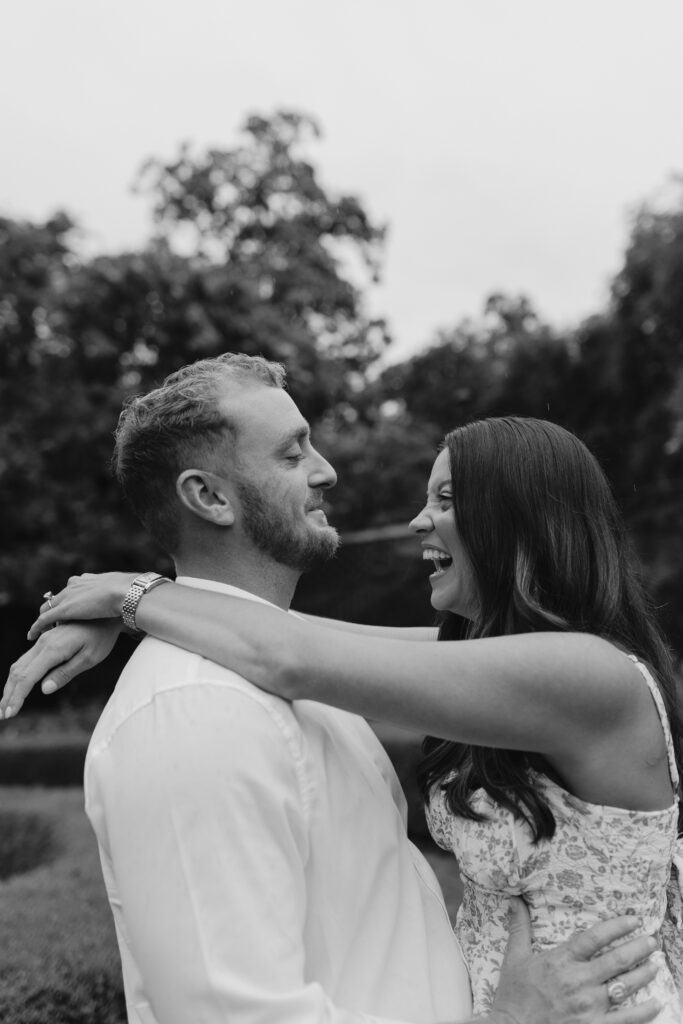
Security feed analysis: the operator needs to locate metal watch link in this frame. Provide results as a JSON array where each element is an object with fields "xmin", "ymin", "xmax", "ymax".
[{"xmin": 121, "ymin": 572, "xmax": 170, "ymax": 635}]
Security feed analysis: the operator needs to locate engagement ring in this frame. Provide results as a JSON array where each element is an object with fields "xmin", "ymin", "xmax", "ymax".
[{"xmin": 607, "ymin": 980, "xmax": 628, "ymax": 1006}]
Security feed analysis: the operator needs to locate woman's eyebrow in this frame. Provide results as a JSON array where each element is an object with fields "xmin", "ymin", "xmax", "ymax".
[{"xmin": 427, "ymin": 478, "xmax": 452, "ymax": 495}]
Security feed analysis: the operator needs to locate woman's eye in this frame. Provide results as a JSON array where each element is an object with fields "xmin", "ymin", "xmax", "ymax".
[{"xmin": 438, "ymin": 494, "xmax": 452, "ymax": 509}]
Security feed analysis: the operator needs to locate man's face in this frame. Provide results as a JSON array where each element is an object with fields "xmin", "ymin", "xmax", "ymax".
[{"xmin": 224, "ymin": 386, "xmax": 340, "ymax": 572}]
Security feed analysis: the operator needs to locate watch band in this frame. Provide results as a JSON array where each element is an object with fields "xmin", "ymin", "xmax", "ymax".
[{"xmin": 121, "ymin": 572, "xmax": 171, "ymax": 635}]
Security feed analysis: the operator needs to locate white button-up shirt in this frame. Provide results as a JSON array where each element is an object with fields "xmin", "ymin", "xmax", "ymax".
[{"xmin": 85, "ymin": 579, "xmax": 472, "ymax": 1024}]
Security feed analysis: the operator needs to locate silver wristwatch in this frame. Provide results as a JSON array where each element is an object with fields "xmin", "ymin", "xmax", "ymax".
[{"xmin": 121, "ymin": 572, "xmax": 171, "ymax": 635}]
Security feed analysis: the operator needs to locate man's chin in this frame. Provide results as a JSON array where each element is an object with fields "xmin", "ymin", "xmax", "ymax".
[
  {"xmin": 295, "ymin": 526, "xmax": 340, "ymax": 571},
  {"xmin": 312, "ymin": 526, "xmax": 341, "ymax": 559}
]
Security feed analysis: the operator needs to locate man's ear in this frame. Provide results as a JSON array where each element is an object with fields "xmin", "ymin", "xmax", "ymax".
[{"xmin": 176, "ymin": 469, "xmax": 236, "ymax": 527}]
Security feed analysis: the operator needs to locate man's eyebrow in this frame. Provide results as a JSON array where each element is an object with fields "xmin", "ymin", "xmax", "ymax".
[{"xmin": 274, "ymin": 424, "xmax": 311, "ymax": 454}]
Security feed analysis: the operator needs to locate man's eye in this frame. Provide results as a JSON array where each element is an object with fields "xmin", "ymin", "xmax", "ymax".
[{"xmin": 286, "ymin": 452, "xmax": 305, "ymax": 463}]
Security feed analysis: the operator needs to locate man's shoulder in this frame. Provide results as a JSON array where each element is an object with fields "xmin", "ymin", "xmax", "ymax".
[
  {"xmin": 87, "ymin": 637, "xmax": 390, "ymax": 782},
  {"xmin": 89, "ymin": 636, "xmax": 298, "ymax": 748},
  {"xmin": 122, "ymin": 633, "xmax": 264, "ymax": 692}
]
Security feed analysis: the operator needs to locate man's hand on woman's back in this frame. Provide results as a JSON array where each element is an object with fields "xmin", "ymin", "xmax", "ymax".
[{"xmin": 483, "ymin": 899, "xmax": 660, "ymax": 1024}]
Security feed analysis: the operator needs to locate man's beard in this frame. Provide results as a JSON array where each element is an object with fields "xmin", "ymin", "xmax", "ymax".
[{"xmin": 235, "ymin": 476, "xmax": 340, "ymax": 572}]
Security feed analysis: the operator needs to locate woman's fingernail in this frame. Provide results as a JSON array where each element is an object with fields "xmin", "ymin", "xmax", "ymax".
[{"xmin": 42, "ymin": 680, "xmax": 57, "ymax": 695}]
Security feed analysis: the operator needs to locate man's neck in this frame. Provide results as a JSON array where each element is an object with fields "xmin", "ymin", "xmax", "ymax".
[{"xmin": 173, "ymin": 553, "xmax": 300, "ymax": 610}]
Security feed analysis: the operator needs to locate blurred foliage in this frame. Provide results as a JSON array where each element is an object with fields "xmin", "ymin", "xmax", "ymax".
[
  {"xmin": 1, "ymin": 111, "xmax": 683, "ymax": 665},
  {"xmin": 0, "ymin": 809, "xmax": 57, "ymax": 879},
  {"xmin": 329, "ymin": 191, "xmax": 683, "ymax": 651},
  {"xmin": 0, "ymin": 737, "xmax": 88, "ymax": 786},
  {"xmin": 136, "ymin": 110, "xmax": 389, "ymax": 410},
  {"xmin": 0, "ymin": 110, "xmax": 389, "ymax": 606}
]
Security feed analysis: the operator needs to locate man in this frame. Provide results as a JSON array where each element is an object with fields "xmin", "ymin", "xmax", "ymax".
[{"xmin": 3, "ymin": 354, "xmax": 659, "ymax": 1024}]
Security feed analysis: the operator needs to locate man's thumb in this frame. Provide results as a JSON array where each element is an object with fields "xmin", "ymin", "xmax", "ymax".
[{"xmin": 503, "ymin": 897, "xmax": 532, "ymax": 964}]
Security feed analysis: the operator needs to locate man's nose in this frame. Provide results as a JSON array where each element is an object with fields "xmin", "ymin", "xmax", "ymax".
[
  {"xmin": 409, "ymin": 506, "xmax": 433, "ymax": 534},
  {"xmin": 310, "ymin": 451, "xmax": 337, "ymax": 489}
]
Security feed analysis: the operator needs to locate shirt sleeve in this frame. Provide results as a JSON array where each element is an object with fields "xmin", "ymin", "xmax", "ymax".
[{"xmin": 86, "ymin": 681, "xmax": 416, "ymax": 1024}]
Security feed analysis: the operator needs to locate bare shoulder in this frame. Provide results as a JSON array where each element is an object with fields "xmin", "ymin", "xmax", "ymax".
[{"xmin": 516, "ymin": 635, "xmax": 675, "ymax": 807}]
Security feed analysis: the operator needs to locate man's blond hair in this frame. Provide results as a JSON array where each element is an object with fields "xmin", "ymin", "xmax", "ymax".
[{"xmin": 113, "ymin": 353, "xmax": 286, "ymax": 552}]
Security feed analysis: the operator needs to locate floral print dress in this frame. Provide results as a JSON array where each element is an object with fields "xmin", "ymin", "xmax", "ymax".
[{"xmin": 426, "ymin": 656, "xmax": 682, "ymax": 1021}]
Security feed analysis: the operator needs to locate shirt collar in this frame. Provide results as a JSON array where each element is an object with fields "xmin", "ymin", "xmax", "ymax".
[{"xmin": 175, "ymin": 577, "xmax": 283, "ymax": 611}]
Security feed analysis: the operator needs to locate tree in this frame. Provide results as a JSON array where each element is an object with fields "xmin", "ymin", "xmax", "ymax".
[
  {"xmin": 135, "ymin": 110, "xmax": 390, "ymax": 420},
  {"xmin": 0, "ymin": 110, "xmax": 390, "ymax": 608},
  {"xmin": 570, "ymin": 183, "xmax": 683, "ymax": 512},
  {"xmin": 0, "ymin": 213, "xmax": 126, "ymax": 606},
  {"xmin": 568, "ymin": 184, "xmax": 683, "ymax": 653},
  {"xmin": 375, "ymin": 293, "xmax": 572, "ymax": 437}
]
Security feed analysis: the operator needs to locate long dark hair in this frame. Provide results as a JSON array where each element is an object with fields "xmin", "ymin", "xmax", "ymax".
[{"xmin": 417, "ymin": 417, "xmax": 683, "ymax": 841}]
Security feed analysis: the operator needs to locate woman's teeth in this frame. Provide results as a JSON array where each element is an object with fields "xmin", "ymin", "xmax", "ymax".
[{"xmin": 422, "ymin": 548, "xmax": 453, "ymax": 576}]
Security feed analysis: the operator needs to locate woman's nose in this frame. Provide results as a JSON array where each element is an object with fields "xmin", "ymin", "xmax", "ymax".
[{"xmin": 409, "ymin": 506, "xmax": 433, "ymax": 534}]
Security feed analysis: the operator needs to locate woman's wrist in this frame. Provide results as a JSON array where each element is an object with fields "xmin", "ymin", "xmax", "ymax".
[
  {"xmin": 118, "ymin": 572, "xmax": 172, "ymax": 634},
  {"xmin": 276, "ymin": 615, "xmax": 319, "ymax": 701},
  {"xmin": 112, "ymin": 573, "xmax": 143, "ymax": 619}
]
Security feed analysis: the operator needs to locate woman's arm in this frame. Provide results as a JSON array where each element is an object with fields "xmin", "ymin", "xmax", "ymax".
[
  {"xmin": 7, "ymin": 578, "xmax": 659, "ymax": 811},
  {"xmin": 23, "ymin": 575, "xmax": 639, "ymax": 758},
  {"xmin": 133, "ymin": 586, "xmax": 659, "ymax": 809},
  {"xmin": 298, "ymin": 615, "xmax": 437, "ymax": 641},
  {"xmin": 134, "ymin": 585, "xmax": 645, "ymax": 765},
  {"xmin": 2, "ymin": 620, "xmax": 123, "ymax": 717}
]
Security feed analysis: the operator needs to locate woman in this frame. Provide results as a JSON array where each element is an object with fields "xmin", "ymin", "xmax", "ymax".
[{"xmin": 10, "ymin": 417, "xmax": 683, "ymax": 1019}]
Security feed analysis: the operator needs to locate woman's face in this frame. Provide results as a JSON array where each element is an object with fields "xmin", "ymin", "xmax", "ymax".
[{"xmin": 409, "ymin": 449, "xmax": 479, "ymax": 619}]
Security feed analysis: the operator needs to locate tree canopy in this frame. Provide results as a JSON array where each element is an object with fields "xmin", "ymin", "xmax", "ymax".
[
  {"xmin": 0, "ymin": 111, "xmax": 391, "ymax": 605},
  {"xmin": 1, "ymin": 114, "xmax": 682, "ymax": 661}
]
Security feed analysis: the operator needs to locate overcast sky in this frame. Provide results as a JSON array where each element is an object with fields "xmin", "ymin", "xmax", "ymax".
[{"xmin": 3, "ymin": 0, "xmax": 683, "ymax": 362}]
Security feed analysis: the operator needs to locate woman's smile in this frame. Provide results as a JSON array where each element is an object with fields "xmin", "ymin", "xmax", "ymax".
[{"xmin": 422, "ymin": 546, "xmax": 454, "ymax": 578}]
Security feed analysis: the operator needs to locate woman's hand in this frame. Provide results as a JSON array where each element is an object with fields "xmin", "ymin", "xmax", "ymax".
[
  {"xmin": 27, "ymin": 572, "xmax": 138, "ymax": 639},
  {"xmin": 1, "ymin": 620, "xmax": 123, "ymax": 718}
]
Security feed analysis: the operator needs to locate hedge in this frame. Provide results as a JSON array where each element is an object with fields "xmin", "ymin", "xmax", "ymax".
[
  {"xmin": 0, "ymin": 737, "xmax": 88, "ymax": 787},
  {"xmin": 0, "ymin": 788, "xmax": 124, "ymax": 1024}
]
